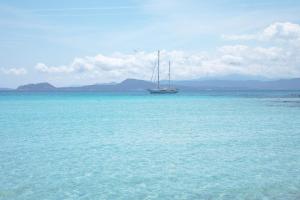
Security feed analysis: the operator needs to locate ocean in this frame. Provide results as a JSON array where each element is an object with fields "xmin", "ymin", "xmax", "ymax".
[{"xmin": 0, "ymin": 91, "xmax": 300, "ymax": 199}]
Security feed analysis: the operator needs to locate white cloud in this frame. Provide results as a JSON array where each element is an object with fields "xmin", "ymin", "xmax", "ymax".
[
  {"xmin": 0, "ymin": 67, "xmax": 27, "ymax": 75},
  {"xmin": 34, "ymin": 45, "xmax": 300, "ymax": 81},
  {"xmin": 223, "ymin": 22, "xmax": 300, "ymax": 42},
  {"xmin": 262, "ymin": 22, "xmax": 300, "ymax": 41},
  {"xmin": 215, "ymin": 45, "xmax": 299, "ymax": 77},
  {"xmin": 36, "ymin": 63, "xmax": 76, "ymax": 73},
  {"xmin": 35, "ymin": 51, "xmax": 206, "ymax": 81},
  {"xmin": 34, "ymin": 22, "xmax": 300, "ymax": 83}
]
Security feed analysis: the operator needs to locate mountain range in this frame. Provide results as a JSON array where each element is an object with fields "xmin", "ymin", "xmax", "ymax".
[{"xmin": 1, "ymin": 78, "xmax": 300, "ymax": 92}]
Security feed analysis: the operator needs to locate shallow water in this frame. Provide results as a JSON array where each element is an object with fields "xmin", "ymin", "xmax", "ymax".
[{"xmin": 1, "ymin": 91, "xmax": 300, "ymax": 199}]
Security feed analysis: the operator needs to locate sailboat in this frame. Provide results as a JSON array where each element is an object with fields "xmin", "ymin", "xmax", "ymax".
[{"xmin": 148, "ymin": 50, "xmax": 179, "ymax": 94}]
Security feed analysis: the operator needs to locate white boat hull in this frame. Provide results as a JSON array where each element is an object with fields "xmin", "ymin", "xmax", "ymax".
[{"xmin": 148, "ymin": 88, "xmax": 179, "ymax": 94}]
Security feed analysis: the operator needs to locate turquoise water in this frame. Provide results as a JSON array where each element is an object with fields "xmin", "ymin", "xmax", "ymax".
[{"xmin": 1, "ymin": 91, "xmax": 300, "ymax": 199}]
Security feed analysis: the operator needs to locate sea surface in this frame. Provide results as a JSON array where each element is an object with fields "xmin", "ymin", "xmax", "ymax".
[{"xmin": 1, "ymin": 91, "xmax": 300, "ymax": 200}]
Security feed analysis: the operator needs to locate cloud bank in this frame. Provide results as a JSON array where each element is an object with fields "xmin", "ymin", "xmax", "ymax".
[
  {"xmin": 0, "ymin": 67, "xmax": 27, "ymax": 75},
  {"xmin": 31, "ymin": 22, "xmax": 300, "ymax": 83},
  {"xmin": 223, "ymin": 22, "xmax": 300, "ymax": 42}
]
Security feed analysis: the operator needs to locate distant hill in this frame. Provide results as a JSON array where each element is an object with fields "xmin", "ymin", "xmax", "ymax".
[
  {"xmin": 60, "ymin": 79, "xmax": 156, "ymax": 92},
  {"xmin": 16, "ymin": 79, "xmax": 155, "ymax": 92},
  {"xmin": 173, "ymin": 78, "xmax": 300, "ymax": 90},
  {"xmin": 114, "ymin": 79, "xmax": 155, "ymax": 91},
  {"xmin": 160, "ymin": 74, "xmax": 270, "ymax": 85},
  {"xmin": 17, "ymin": 82, "xmax": 56, "ymax": 91},
  {"xmin": 11, "ymin": 78, "xmax": 300, "ymax": 92}
]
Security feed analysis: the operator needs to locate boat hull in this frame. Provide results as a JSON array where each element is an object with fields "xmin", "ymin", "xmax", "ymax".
[{"xmin": 147, "ymin": 88, "xmax": 179, "ymax": 94}]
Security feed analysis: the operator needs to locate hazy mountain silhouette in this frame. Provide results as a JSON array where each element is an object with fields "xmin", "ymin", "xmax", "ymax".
[
  {"xmin": 59, "ymin": 79, "xmax": 156, "ymax": 92},
  {"xmin": 17, "ymin": 82, "xmax": 56, "ymax": 91},
  {"xmin": 3, "ymin": 78, "xmax": 300, "ymax": 92},
  {"xmin": 173, "ymin": 78, "xmax": 300, "ymax": 90}
]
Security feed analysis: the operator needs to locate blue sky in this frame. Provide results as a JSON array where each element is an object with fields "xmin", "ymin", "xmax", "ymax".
[{"xmin": 1, "ymin": 0, "xmax": 300, "ymax": 87}]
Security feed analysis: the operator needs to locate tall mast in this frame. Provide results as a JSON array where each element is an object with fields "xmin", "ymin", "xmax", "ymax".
[
  {"xmin": 168, "ymin": 60, "xmax": 171, "ymax": 89},
  {"xmin": 157, "ymin": 50, "xmax": 160, "ymax": 89}
]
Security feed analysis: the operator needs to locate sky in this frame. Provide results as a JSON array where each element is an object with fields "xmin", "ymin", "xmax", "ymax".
[{"xmin": 0, "ymin": 0, "xmax": 300, "ymax": 88}]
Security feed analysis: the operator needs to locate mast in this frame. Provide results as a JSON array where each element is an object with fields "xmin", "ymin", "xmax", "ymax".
[
  {"xmin": 168, "ymin": 60, "xmax": 171, "ymax": 89},
  {"xmin": 157, "ymin": 50, "xmax": 160, "ymax": 89}
]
